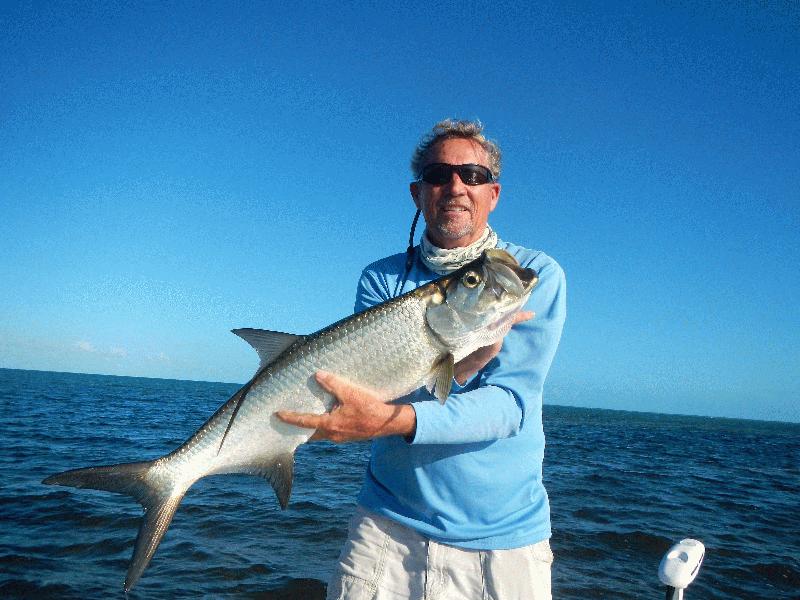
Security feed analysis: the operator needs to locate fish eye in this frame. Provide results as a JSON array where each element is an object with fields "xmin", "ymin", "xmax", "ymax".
[{"xmin": 462, "ymin": 272, "xmax": 482, "ymax": 288}]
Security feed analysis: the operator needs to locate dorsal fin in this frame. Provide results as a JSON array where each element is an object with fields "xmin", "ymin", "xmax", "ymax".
[{"xmin": 232, "ymin": 328, "xmax": 305, "ymax": 368}]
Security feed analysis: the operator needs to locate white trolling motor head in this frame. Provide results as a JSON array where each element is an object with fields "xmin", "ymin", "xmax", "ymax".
[{"xmin": 658, "ymin": 538, "xmax": 705, "ymax": 600}]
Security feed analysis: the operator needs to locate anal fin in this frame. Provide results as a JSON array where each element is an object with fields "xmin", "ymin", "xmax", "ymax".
[{"xmin": 247, "ymin": 452, "xmax": 295, "ymax": 509}]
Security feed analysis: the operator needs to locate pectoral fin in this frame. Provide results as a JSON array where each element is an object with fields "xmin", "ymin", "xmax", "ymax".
[{"xmin": 432, "ymin": 353, "xmax": 454, "ymax": 404}]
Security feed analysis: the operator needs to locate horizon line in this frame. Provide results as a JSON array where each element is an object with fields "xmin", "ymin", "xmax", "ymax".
[{"xmin": 2, "ymin": 366, "xmax": 797, "ymax": 426}]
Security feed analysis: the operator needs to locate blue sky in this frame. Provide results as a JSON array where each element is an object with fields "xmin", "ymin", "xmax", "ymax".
[{"xmin": 1, "ymin": 2, "xmax": 797, "ymax": 422}]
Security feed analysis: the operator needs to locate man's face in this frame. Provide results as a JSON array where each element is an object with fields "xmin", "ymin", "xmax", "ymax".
[{"xmin": 410, "ymin": 138, "xmax": 501, "ymax": 249}]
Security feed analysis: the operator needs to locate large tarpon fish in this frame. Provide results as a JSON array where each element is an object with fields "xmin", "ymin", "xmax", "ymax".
[{"xmin": 43, "ymin": 249, "xmax": 538, "ymax": 591}]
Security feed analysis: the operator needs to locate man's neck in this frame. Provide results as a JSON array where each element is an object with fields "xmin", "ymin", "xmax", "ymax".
[
  {"xmin": 419, "ymin": 226, "xmax": 498, "ymax": 275},
  {"xmin": 425, "ymin": 231, "xmax": 482, "ymax": 250}
]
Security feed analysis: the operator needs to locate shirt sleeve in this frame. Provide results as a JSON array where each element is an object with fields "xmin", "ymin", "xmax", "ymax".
[
  {"xmin": 355, "ymin": 267, "xmax": 392, "ymax": 313},
  {"xmin": 410, "ymin": 258, "xmax": 567, "ymax": 444}
]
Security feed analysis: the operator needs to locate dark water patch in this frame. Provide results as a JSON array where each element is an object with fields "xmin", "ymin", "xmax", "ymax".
[
  {"xmin": 289, "ymin": 498, "xmax": 332, "ymax": 509},
  {"xmin": 0, "ymin": 578, "xmax": 76, "ymax": 599},
  {"xmin": 201, "ymin": 563, "xmax": 271, "ymax": 582},
  {"xmin": 752, "ymin": 561, "xmax": 800, "ymax": 589},
  {"xmin": 593, "ymin": 530, "xmax": 669, "ymax": 557},
  {"xmin": 569, "ymin": 507, "xmax": 602, "ymax": 520},
  {"xmin": 0, "ymin": 552, "xmax": 61, "ymax": 572},
  {"xmin": 195, "ymin": 516, "xmax": 246, "ymax": 538},
  {"xmin": 243, "ymin": 578, "xmax": 327, "ymax": 599},
  {"xmin": 32, "ymin": 505, "xmax": 141, "ymax": 531},
  {"xmin": 168, "ymin": 541, "xmax": 214, "ymax": 564}
]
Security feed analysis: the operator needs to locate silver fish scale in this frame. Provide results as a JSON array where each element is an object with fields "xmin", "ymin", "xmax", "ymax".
[{"xmin": 164, "ymin": 293, "xmax": 445, "ymax": 482}]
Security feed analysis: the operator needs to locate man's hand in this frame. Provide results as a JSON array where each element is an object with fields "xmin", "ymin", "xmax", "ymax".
[
  {"xmin": 453, "ymin": 310, "xmax": 534, "ymax": 385},
  {"xmin": 274, "ymin": 371, "xmax": 417, "ymax": 443}
]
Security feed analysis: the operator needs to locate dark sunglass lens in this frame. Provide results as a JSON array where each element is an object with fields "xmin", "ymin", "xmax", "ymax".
[
  {"xmin": 421, "ymin": 164, "xmax": 452, "ymax": 185},
  {"xmin": 459, "ymin": 166, "xmax": 480, "ymax": 185},
  {"xmin": 459, "ymin": 165, "xmax": 491, "ymax": 185}
]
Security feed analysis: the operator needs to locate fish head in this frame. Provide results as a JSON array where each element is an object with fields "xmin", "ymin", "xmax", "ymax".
[{"xmin": 424, "ymin": 249, "xmax": 538, "ymax": 360}]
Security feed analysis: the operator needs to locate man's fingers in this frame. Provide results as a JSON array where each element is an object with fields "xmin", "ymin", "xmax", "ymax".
[
  {"xmin": 314, "ymin": 370, "xmax": 337, "ymax": 393},
  {"xmin": 315, "ymin": 370, "xmax": 367, "ymax": 403},
  {"xmin": 275, "ymin": 410, "xmax": 323, "ymax": 430},
  {"xmin": 517, "ymin": 310, "xmax": 535, "ymax": 322},
  {"xmin": 513, "ymin": 310, "xmax": 535, "ymax": 325}
]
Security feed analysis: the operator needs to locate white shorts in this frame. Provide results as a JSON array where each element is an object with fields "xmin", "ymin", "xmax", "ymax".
[{"xmin": 326, "ymin": 508, "xmax": 553, "ymax": 600}]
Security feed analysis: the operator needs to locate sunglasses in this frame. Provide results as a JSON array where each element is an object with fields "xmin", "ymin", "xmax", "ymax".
[{"xmin": 418, "ymin": 163, "xmax": 495, "ymax": 186}]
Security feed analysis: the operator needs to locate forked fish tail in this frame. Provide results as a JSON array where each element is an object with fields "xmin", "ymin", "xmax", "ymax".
[{"xmin": 43, "ymin": 460, "xmax": 190, "ymax": 592}]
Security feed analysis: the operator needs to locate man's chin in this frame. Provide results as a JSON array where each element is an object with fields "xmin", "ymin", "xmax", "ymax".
[{"xmin": 432, "ymin": 222, "xmax": 474, "ymax": 245}]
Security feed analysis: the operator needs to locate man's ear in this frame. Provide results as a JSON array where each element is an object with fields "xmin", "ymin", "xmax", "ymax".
[
  {"xmin": 410, "ymin": 181, "xmax": 421, "ymax": 209},
  {"xmin": 489, "ymin": 182, "xmax": 501, "ymax": 212}
]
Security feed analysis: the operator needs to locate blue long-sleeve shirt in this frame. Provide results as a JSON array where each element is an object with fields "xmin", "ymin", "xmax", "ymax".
[{"xmin": 354, "ymin": 239, "xmax": 566, "ymax": 549}]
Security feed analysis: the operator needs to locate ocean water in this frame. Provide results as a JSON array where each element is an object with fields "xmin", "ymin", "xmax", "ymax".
[{"xmin": 0, "ymin": 368, "xmax": 798, "ymax": 599}]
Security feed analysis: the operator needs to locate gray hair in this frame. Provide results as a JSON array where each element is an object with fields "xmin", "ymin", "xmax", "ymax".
[{"xmin": 410, "ymin": 119, "xmax": 502, "ymax": 180}]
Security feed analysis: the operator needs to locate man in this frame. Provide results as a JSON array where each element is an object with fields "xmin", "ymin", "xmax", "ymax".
[{"xmin": 277, "ymin": 120, "xmax": 566, "ymax": 599}]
